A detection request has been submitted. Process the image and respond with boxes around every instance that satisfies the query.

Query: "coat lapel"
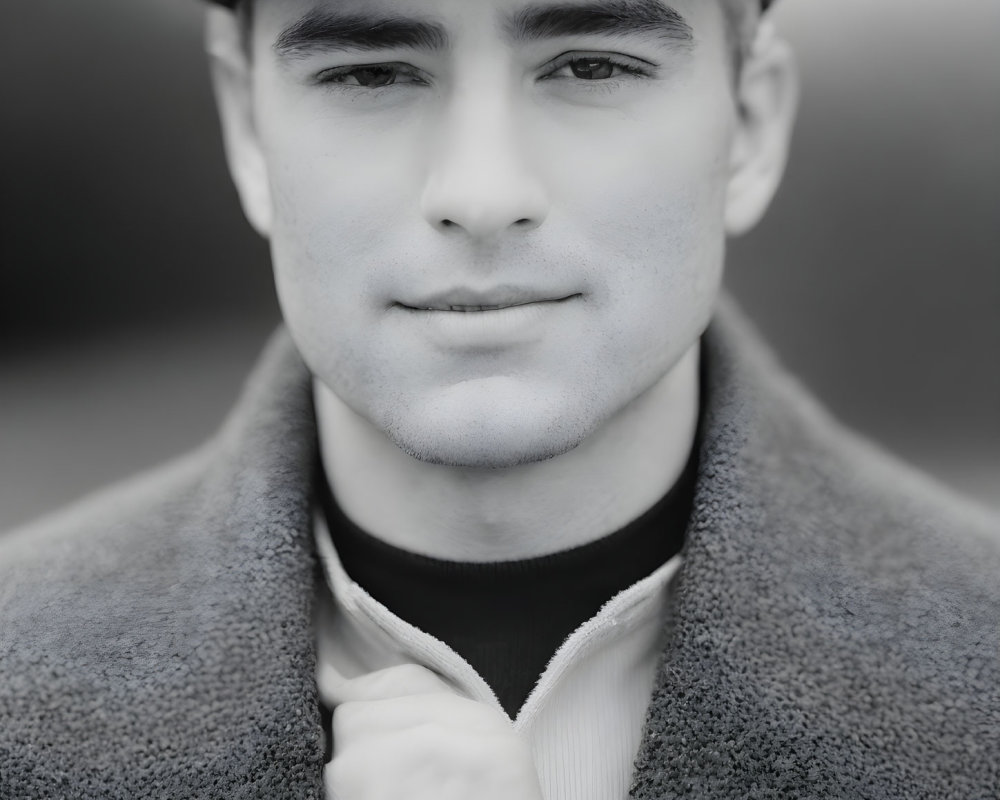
[1,329,327,798]
[629,302,1000,798]
[630,302,864,798]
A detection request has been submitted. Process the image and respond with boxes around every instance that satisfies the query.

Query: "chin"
[378,382,596,469]
[389,430,579,469]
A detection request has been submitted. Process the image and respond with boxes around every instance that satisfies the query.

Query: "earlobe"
[724,22,799,237]
[205,8,273,237]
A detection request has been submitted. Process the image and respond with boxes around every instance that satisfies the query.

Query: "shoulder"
[796,415,1000,644]
[700,298,1000,691]
[0,326,318,636]
[1,444,213,601]
[758,339,1000,603]
[703,299,1000,581]
[1,327,315,599]
[640,306,1000,797]
[0,329,324,797]
[0,445,223,706]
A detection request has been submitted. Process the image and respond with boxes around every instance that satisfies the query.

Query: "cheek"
[553,111,731,378]
[547,88,734,259]
[268,155,404,270]
[258,86,425,268]
[260,118,416,350]
[262,159,378,394]
[262,155,448,407]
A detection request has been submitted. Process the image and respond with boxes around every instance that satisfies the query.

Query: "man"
[1,0,997,798]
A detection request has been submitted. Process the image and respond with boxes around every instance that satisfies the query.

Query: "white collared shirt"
[314,514,681,800]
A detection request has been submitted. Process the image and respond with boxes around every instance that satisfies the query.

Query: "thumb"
[319,662,456,706]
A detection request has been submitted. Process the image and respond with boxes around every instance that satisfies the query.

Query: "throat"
[317,445,697,718]
[313,342,702,561]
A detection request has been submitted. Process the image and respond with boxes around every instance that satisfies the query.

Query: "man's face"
[239,0,742,467]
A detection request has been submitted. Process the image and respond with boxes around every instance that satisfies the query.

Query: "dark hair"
[233,0,758,75]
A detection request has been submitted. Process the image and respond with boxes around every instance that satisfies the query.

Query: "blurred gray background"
[1,0,997,530]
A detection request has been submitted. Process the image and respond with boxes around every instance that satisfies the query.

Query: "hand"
[319,663,545,800]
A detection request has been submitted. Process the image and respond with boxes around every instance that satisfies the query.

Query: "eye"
[567,57,615,80]
[315,63,427,89]
[542,52,654,82]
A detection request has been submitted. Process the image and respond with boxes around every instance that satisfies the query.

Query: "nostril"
[430,211,544,235]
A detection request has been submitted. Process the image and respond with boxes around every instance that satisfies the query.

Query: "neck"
[315,343,700,562]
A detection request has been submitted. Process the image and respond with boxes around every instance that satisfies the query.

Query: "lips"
[398,287,581,312]
[409,301,554,312]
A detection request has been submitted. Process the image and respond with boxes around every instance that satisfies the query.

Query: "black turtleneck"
[317,444,697,720]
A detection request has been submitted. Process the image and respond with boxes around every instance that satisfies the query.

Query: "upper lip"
[397,287,580,312]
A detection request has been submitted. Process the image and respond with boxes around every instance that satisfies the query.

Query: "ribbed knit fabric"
[314,513,684,800]
[2,299,998,799]
[317,447,696,719]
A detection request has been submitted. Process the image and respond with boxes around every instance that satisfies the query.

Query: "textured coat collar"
[2,301,997,799]
[630,302,999,799]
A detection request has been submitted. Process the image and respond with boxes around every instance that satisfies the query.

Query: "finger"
[333,692,510,745]
[327,726,545,800]
[319,662,455,706]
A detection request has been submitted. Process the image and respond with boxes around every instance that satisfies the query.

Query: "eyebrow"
[273,9,449,59]
[504,1,694,46]
[273,1,693,61]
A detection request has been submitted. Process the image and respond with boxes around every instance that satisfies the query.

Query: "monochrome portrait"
[2,1,998,797]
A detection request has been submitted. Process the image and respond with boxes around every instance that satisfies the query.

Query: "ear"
[205,7,273,237]
[724,21,799,236]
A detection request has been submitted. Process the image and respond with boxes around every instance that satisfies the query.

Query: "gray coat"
[2,304,998,799]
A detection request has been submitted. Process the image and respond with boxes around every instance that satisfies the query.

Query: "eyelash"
[540,52,656,83]
[315,62,428,90]
[313,52,656,93]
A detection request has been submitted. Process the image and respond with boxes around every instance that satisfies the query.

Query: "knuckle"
[399,719,448,749]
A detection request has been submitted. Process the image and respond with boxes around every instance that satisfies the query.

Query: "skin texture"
[320,664,545,800]
[257,0,730,471]
[207,1,797,795]
[208,0,796,562]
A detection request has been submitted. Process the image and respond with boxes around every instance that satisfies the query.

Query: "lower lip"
[394,297,579,347]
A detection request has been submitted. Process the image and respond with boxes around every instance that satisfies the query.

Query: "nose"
[420,89,549,239]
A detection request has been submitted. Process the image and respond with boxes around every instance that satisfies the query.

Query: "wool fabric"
[1,299,997,799]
